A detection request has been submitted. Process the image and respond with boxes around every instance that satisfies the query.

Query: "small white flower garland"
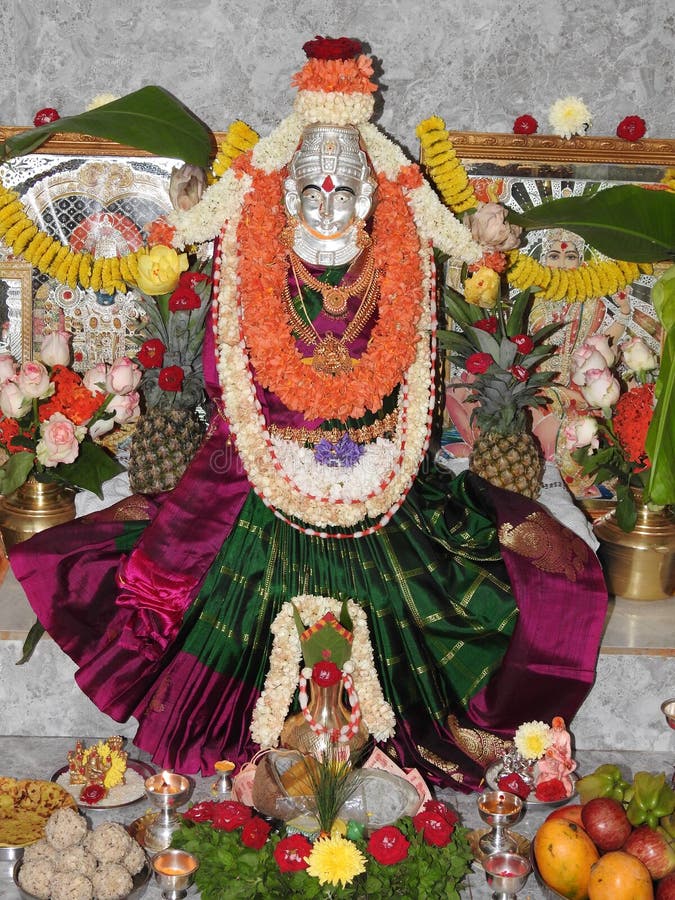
[250,595,396,749]
[298,665,362,742]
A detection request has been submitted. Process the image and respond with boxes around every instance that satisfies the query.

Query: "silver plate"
[485,762,577,807]
[51,759,156,809]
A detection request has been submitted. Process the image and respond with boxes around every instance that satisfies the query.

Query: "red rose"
[412,810,453,847]
[302,35,363,60]
[158,365,185,391]
[211,800,253,831]
[466,352,494,375]
[421,800,459,826]
[274,834,313,872]
[367,825,410,865]
[240,816,272,850]
[179,270,210,290]
[169,286,201,312]
[474,317,498,334]
[182,800,217,822]
[535,778,568,802]
[616,116,647,141]
[136,338,166,369]
[497,772,532,799]
[509,365,529,382]
[311,660,341,687]
[510,334,534,353]
[513,115,538,135]
[33,107,60,127]
[79,783,107,805]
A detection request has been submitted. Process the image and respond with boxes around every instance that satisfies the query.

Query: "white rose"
[621,336,658,374]
[581,368,621,409]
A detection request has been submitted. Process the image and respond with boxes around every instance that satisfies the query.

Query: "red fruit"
[624,824,675,880]
[33,107,60,126]
[581,797,632,851]
[657,871,675,899]
[546,804,585,829]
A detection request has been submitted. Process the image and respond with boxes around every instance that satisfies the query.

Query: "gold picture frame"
[0,258,33,362]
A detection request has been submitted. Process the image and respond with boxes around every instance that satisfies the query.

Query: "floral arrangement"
[565,333,660,531]
[497,717,577,803]
[173,795,472,899]
[0,332,135,497]
[131,244,212,412]
[250,595,395,750]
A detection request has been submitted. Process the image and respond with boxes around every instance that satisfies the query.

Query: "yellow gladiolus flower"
[464,267,501,308]
[135,244,188,295]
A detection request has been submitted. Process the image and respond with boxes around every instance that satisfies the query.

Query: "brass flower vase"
[280,680,369,761]
[594,494,675,601]
[0,478,76,550]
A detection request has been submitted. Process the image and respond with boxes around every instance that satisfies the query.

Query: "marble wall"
[0,0,672,156]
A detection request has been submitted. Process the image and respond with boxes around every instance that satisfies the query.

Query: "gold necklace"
[288,245,376,318]
[284,259,380,376]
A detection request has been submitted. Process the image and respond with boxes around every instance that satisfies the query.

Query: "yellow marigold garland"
[417,115,656,302]
[416,116,477,214]
[211,120,259,180]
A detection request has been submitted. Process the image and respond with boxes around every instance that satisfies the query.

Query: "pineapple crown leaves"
[131,257,212,411]
[439,284,564,432]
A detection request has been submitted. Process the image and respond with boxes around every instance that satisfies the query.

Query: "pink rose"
[106,357,141,395]
[581,368,621,409]
[39,331,71,367]
[564,416,600,452]
[584,334,615,367]
[169,163,206,212]
[82,363,109,396]
[0,353,16,386]
[109,391,141,425]
[36,412,85,466]
[463,202,522,251]
[571,344,612,386]
[17,361,52,399]
[0,381,31,418]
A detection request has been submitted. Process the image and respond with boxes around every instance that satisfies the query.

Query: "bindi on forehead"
[322,175,335,193]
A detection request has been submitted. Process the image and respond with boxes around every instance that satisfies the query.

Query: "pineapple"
[441,285,561,499]
[128,260,211,494]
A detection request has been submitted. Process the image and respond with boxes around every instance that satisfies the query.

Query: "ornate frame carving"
[0,258,33,362]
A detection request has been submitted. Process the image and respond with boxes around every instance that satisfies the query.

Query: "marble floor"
[1,737,674,899]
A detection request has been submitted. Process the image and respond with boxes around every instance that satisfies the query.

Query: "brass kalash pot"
[594,495,675,601]
[0,477,75,550]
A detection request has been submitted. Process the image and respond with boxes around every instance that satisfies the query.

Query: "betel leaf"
[50,441,125,499]
[646,325,675,506]
[508,185,675,263]
[0,86,213,167]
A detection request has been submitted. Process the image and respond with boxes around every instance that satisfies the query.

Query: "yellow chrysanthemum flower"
[306,834,366,888]
[513,720,553,760]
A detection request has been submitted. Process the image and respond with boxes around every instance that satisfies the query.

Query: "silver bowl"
[13,858,151,900]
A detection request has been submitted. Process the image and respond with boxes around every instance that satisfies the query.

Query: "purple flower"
[314,433,364,468]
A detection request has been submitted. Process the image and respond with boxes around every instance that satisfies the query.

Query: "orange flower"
[146,218,177,247]
[291,56,378,95]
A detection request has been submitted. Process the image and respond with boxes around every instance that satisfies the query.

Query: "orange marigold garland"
[236,164,425,422]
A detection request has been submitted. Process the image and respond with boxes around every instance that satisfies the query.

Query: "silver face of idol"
[284,125,376,266]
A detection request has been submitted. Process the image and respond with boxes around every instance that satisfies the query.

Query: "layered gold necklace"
[283,248,380,376]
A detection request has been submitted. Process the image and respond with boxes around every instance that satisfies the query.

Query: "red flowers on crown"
[302,35,363,60]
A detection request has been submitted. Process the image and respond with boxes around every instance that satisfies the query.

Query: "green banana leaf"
[508,185,675,263]
[0,86,213,167]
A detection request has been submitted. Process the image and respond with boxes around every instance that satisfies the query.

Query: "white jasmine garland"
[250,595,396,748]
[406,183,481,262]
[294,90,375,126]
[251,114,304,174]
[169,170,253,247]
